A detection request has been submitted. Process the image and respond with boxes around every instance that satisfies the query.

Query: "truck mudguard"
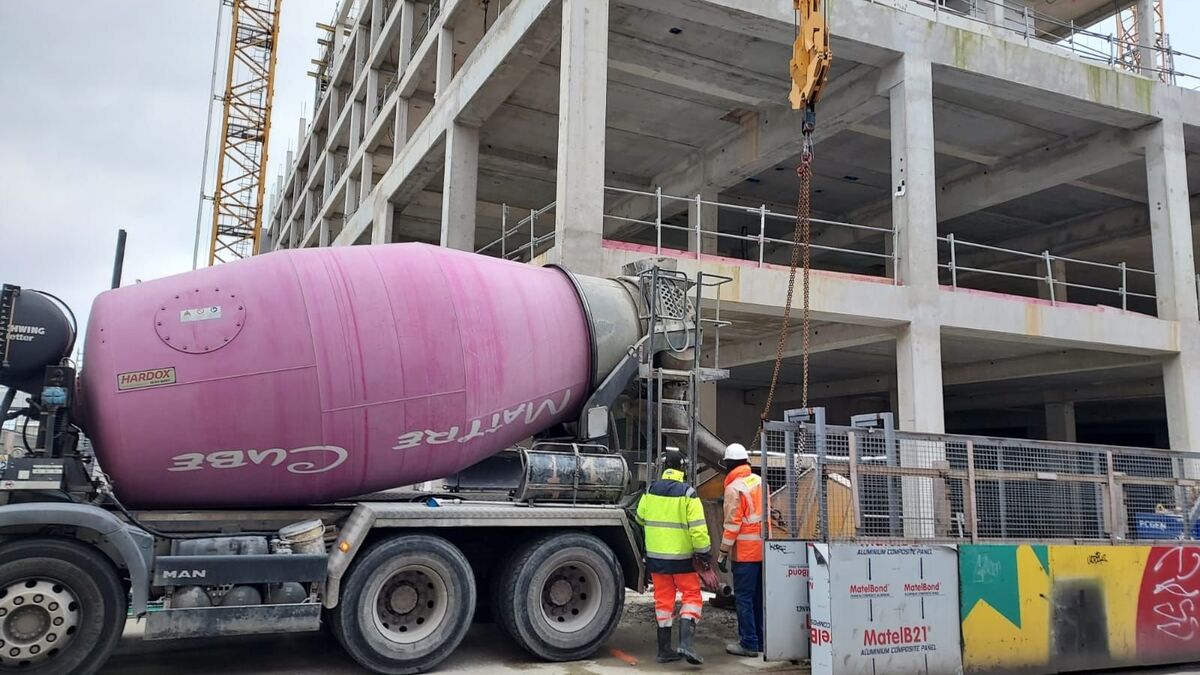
[0,502,154,614]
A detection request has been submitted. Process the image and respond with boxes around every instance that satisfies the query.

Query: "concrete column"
[1146,118,1198,321]
[985,0,1006,27]
[1147,106,1200,460]
[440,122,479,251]
[360,152,374,205]
[1045,400,1077,442]
[888,55,944,434]
[552,0,609,276]
[350,101,364,152]
[371,199,394,245]
[1138,0,1157,77]
[399,1,415,70]
[687,189,719,255]
[366,69,380,128]
[436,26,454,98]
[370,0,383,47]
[394,99,410,158]
[323,156,335,201]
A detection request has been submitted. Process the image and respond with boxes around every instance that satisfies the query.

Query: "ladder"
[636,266,731,486]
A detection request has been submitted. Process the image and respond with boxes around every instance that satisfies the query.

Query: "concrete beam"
[944,379,1164,412]
[712,323,896,369]
[599,243,1181,355]
[745,350,1159,406]
[607,64,886,228]
[936,126,1147,222]
[607,32,788,106]
[668,0,1160,127]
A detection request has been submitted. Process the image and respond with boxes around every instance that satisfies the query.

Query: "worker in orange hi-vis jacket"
[717,442,766,657]
[635,449,710,665]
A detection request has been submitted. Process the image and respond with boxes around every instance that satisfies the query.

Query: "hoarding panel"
[764,540,811,661]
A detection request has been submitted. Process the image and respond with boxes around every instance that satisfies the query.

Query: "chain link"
[754,135,815,445]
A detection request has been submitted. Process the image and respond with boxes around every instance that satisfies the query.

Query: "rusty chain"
[753,134,814,446]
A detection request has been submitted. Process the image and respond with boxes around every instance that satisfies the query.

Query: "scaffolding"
[208,0,283,265]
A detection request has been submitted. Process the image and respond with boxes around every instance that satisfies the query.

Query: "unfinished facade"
[265,0,1200,454]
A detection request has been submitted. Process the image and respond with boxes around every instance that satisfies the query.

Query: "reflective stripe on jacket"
[636,468,712,574]
[720,463,765,562]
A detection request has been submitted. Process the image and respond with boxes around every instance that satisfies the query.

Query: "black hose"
[20,417,33,454]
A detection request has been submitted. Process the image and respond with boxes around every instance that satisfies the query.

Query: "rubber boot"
[656,626,681,663]
[678,618,703,665]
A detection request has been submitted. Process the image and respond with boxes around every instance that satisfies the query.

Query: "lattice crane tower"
[207,0,284,265]
[1117,0,1175,84]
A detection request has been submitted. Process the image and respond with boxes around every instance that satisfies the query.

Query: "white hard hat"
[723,443,749,461]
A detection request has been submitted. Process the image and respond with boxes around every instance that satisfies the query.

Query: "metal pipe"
[947,233,957,288]
[111,229,128,290]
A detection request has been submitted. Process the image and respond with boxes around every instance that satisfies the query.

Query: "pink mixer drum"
[80,244,592,507]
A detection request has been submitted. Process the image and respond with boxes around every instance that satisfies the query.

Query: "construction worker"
[635,449,710,665]
[717,442,766,657]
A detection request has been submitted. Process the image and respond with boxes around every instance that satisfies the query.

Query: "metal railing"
[910,0,1200,89]
[762,416,1200,544]
[474,201,558,263]
[601,186,896,275]
[411,0,441,55]
[938,233,1156,310]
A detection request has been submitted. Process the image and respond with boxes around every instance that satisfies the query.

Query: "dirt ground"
[101,593,806,674]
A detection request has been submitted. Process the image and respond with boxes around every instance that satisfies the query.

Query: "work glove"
[717,554,729,574]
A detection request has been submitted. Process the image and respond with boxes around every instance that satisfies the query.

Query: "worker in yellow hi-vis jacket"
[635,449,711,665]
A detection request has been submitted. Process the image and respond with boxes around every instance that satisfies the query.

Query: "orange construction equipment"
[789,0,832,112]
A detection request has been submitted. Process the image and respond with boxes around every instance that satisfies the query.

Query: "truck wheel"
[0,538,126,675]
[495,532,624,662]
[330,534,475,674]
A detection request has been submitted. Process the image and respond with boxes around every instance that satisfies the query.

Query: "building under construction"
[264,0,1200,454]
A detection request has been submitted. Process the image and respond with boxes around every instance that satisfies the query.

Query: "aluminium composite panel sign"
[764,540,811,661]
[808,542,962,675]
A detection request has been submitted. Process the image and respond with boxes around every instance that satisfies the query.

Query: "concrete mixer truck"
[0,243,732,675]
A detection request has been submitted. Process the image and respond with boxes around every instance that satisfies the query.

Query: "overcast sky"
[0,0,1197,351]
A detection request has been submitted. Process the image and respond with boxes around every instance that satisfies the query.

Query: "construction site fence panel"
[760,422,1200,546]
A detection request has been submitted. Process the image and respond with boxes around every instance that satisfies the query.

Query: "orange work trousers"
[651,572,702,627]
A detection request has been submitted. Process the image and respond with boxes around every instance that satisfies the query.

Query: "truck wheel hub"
[389,585,418,614]
[373,565,448,644]
[0,579,78,665]
[548,579,573,606]
[539,562,602,633]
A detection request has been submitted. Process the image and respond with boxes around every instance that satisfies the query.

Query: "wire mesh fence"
[760,419,1200,545]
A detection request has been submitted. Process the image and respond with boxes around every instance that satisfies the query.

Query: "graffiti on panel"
[1137,545,1200,655]
[961,544,1200,673]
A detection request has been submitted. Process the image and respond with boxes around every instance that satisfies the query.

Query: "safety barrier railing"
[601,186,896,276]
[411,0,441,55]
[908,0,1200,89]
[474,201,558,263]
[938,233,1156,310]
[761,418,1199,545]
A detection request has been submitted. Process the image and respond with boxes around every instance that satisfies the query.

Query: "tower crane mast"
[206,0,284,265]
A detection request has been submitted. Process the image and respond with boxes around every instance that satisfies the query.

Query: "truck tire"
[495,532,624,662]
[0,538,126,675]
[330,534,475,674]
